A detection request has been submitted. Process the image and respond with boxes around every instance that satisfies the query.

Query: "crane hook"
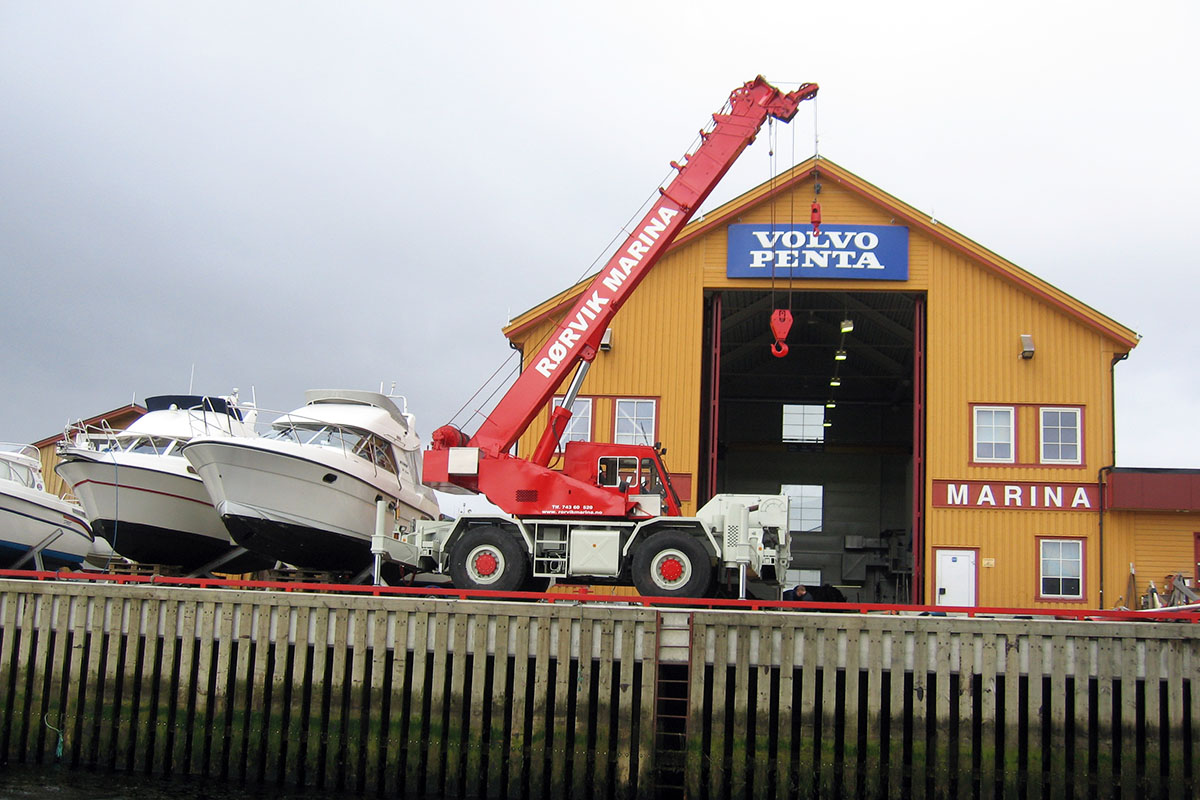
[770,309,793,358]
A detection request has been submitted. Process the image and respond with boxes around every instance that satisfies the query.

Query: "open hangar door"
[701,290,923,603]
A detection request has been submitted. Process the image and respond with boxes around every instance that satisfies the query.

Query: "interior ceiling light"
[825,400,836,409]
[840,319,854,333]
[835,348,847,361]
[823,420,833,427]
[829,377,841,387]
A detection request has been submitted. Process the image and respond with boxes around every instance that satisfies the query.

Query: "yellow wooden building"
[502,157,1198,609]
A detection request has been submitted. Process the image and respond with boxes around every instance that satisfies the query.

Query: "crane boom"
[426,77,817,519]
[440,77,817,459]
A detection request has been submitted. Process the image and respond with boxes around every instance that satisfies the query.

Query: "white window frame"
[614,398,657,446]
[1038,538,1084,599]
[551,396,593,445]
[781,484,823,534]
[782,404,825,443]
[1039,407,1082,465]
[973,405,1015,464]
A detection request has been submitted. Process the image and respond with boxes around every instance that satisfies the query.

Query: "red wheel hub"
[658,557,684,583]
[474,551,499,577]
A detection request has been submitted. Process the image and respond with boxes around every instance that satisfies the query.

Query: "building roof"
[1106,468,1200,512]
[31,403,147,448]
[505,158,1139,351]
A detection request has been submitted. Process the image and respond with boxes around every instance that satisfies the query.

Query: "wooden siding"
[1104,510,1199,604]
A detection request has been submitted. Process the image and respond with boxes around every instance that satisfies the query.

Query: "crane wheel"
[448,526,529,592]
[631,530,713,598]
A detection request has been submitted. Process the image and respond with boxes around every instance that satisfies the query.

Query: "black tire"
[630,530,713,598]
[448,526,529,592]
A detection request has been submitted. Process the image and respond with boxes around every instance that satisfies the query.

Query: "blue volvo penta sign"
[727,224,909,280]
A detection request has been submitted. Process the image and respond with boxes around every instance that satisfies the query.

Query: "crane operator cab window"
[597,455,668,516]
[598,456,640,491]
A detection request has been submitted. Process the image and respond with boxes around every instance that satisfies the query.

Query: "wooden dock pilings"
[0,578,1196,799]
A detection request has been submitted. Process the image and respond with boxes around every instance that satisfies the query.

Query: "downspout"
[1098,351,1130,609]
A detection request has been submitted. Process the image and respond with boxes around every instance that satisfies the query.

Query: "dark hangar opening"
[701,289,922,603]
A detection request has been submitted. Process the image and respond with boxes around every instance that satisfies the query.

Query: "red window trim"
[1034,535,1088,604]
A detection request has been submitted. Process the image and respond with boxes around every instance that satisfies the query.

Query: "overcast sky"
[2,1,1196,468]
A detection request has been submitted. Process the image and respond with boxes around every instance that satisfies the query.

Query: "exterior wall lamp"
[1020,334,1035,360]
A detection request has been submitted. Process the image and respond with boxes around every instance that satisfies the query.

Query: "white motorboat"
[55,393,273,573]
[0,443,94,570]
[182,390,440,574]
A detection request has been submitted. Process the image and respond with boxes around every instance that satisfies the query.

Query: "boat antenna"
[188,364,195,394]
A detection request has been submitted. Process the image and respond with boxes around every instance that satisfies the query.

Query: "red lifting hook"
[811,201,822,235]
[770,309,793,358]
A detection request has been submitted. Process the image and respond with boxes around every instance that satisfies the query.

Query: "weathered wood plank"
[344,606,368,791]
[594,616,615,800]
[551,614,572,796]
[463,613,488,797]
[978,630,998,800]
[754,622,773,800]
[614,617,636,800]
[572,616,595,799]
[170,600,198,775]
[383,608,407,795]
[887,628,908,800]
[955,632,975,799]
[405,610,431,790]
[1142,637,1162,793]
[444,610,469,797]
[862,624,884,800]
[910,626,929,800]
[635,616,657,800]
[203,601,233,778]
[818,623,839,798]
[843,623,861,799]
[424,610,451,796]
[365,607,390,794]
[42,594,73,765]
[507,614,531,800]
[730,625,750,799]
[1025,633,1045,800]
[304,605,330,787]
[286,604,311,789]
[267,604,294,786]
[484,614,510,800]
[530,613,553,799]
[775,622,795,800]
[150,599,178,775]
[708,621,729,800]
[131,597,161,773]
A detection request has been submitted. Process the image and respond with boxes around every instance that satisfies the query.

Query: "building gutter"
[1098,351,1130,608]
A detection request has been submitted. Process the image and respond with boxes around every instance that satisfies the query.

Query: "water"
[0,765,318,800]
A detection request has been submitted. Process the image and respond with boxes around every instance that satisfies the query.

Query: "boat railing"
[0,442,41,462]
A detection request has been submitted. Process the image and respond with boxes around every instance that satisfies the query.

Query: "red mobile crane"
[413,77,818,597]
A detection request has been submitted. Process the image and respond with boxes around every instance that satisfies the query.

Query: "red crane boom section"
[453,77,818,458]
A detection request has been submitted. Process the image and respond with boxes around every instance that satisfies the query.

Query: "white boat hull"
[55,453,272,572]
[0,485,93,569]
[184,438,438,573]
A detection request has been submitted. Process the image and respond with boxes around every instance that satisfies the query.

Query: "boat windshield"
[265,424,397,475]
[123,436,179,456]
[0,458,36,489]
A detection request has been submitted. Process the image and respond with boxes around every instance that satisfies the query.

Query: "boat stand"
[9,528,66,571]
[186,546,252,578]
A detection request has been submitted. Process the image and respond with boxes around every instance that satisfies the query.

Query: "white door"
[934,549,977,606]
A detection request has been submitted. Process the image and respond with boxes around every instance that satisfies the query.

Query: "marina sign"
[932,480,1100,511]
[727,224,909,280]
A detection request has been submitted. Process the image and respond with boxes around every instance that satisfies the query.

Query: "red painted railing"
[1,567,1196,622]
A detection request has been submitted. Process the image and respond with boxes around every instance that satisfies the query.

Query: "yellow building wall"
[1103,510,1198,607]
